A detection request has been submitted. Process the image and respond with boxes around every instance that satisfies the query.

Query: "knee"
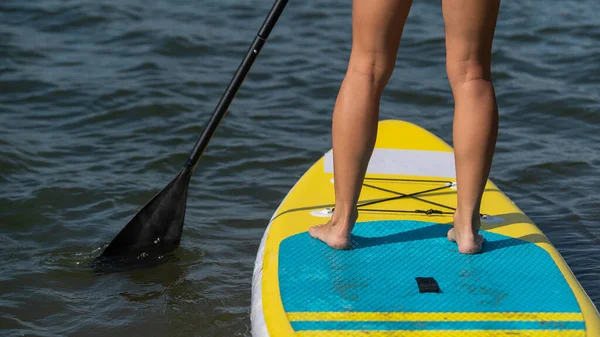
[347,52,396,92]
[446,58,492,89]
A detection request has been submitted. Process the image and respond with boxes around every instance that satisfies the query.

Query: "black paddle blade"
[95,167,192,264]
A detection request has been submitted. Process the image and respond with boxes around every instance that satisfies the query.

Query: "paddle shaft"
[185,0,289,170]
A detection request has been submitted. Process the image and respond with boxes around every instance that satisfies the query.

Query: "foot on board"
[447,227,484,254]
[309,219,353,250]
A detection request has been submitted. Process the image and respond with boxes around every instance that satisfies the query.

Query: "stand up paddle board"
[251,119,600,336]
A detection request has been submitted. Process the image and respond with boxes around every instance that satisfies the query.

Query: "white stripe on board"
[324,149,456,178]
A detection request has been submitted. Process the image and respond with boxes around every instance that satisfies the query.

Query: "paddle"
[94,0,289,266]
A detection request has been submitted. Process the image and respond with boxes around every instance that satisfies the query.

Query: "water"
[1,0,599,336]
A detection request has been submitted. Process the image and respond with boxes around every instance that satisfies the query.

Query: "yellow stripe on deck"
[287,312,585,322]
[295,330,587,337]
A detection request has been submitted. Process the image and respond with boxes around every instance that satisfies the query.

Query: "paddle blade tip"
[94,168,192,270]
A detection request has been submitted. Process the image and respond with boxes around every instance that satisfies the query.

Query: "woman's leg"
[309,0,413,249]
[443,0,500,254]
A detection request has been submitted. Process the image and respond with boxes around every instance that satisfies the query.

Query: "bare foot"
[309,211,357,250]
[447,212,484,254]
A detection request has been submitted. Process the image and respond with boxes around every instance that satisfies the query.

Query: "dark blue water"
[1,1,599,336]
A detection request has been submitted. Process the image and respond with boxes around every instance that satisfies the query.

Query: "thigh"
[442,0,500,82]
[350,0,413,73]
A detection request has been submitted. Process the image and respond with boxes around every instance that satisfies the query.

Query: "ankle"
[332,205,358,222]
[453,210,481,234]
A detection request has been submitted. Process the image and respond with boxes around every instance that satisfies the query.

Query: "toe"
[308,225,320,239]
[447,228,457,242]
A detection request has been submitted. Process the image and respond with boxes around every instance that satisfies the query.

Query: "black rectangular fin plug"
[415,277,440,293]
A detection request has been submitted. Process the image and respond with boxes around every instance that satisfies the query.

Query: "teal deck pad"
[278,220,582,314]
